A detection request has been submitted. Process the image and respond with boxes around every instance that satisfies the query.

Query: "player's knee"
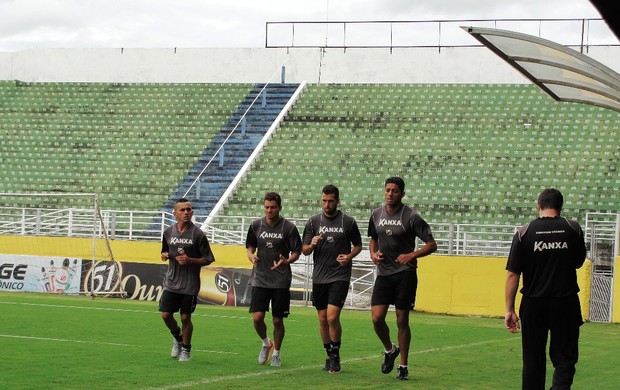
[372,314,386,326]
[327,314,340,327]
[272,316,284,327]
[180,315,192,326]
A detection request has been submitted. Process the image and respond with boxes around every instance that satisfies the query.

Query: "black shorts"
[249,286,290,318]
[159,290,197,314]
[312,281,349,310]
[371,270,418,311]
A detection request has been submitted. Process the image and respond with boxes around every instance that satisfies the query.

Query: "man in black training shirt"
[160,198,215,362]
[246,192,302,367]
[505,188,587,390]
[368,177,437,381]
[302,185,363,373]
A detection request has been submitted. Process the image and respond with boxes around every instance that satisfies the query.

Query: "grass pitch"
[1,291,618,389]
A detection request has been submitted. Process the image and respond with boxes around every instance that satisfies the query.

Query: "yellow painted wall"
[0,236,603,321]
[416,255,506,316]
[416,255,592,319]
[0,236,249,267]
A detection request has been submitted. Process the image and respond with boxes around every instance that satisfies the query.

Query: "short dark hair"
[385,177,405,192]
[538,188,563,212]
[264,192,282,206]
[322,184,339,199]
[175,198,190,204]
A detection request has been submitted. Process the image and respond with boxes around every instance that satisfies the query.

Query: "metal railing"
[1,206,616,258]
[0,206,519,256]
[266,18,617,52]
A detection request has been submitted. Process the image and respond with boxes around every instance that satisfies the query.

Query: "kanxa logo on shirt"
[259,231,283,239]
[318,226,344,234]
[378,219,402,227]
[170,237,194,245]
[534,241,569,252]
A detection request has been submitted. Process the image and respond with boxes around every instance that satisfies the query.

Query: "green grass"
[0,291,618,389]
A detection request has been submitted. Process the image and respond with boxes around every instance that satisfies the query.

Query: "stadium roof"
[463,26,620,113]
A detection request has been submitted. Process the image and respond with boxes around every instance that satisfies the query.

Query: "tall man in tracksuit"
[505,188,587,389]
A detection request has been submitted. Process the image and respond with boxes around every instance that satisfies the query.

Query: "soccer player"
[39,266,51,292]
[160,198,215,362]
[505,188,587,389]
[368,177,437,380]
[302,184,362,373]
[246,192,302,367]
[52,258,71,293]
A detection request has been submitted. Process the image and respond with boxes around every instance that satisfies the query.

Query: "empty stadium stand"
[0,80,250,211]
[219,83,620,227]
[1,81,619,229]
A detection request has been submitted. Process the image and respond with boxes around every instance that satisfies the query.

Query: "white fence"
[2,206,616,258]
[0,206,519,256]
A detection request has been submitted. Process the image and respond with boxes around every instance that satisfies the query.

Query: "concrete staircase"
[163,83,299,216]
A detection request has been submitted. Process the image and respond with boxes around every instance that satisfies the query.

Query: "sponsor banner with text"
[1,254,251,306]
[0,254,82,294]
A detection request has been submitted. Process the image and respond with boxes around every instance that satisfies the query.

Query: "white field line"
[0,333,238,355]
[0,300,242,354]
[147,337,519,390]
[0,334,135,347]
[1,299,517,387]
[0,300,250,320]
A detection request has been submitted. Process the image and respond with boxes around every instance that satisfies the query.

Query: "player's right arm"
[368,215,383,266]
[247,246,259,265]
[161,236,170,262]
[245,223,260,265]
[302,234,322,255]
[369,238,383,266]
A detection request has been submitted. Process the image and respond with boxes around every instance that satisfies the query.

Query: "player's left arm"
[575,226,587,269]
[396,236,437,265]
[177,254,213,266]
[286,250,301,264]
[272,225,302,269]
[177,236,215,266]
[396,214,437,264]
[504,271,521,333]
[285,225,303,264]
[338,219,363,265]
[337,243,362,266]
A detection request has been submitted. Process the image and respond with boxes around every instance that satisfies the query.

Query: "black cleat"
[396,365,409,380]
[323,358,330,371]
[381,344,400,374]
[329,354,341,374]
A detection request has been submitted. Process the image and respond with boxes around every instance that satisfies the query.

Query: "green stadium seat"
[216,83,620,225]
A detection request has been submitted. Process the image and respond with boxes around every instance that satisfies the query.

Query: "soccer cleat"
[270,354,281,367]
[258,340,274,364]
[171,339,182,358]
[381,344,400,374]
[396,365,409,380]
[178,347,191,362]
[328,354,341,374]
[323,358,330,371]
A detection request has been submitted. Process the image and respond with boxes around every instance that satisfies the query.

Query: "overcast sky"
[0,0,615,52]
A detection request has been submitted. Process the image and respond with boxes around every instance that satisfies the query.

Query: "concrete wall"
[1,46,618,84]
